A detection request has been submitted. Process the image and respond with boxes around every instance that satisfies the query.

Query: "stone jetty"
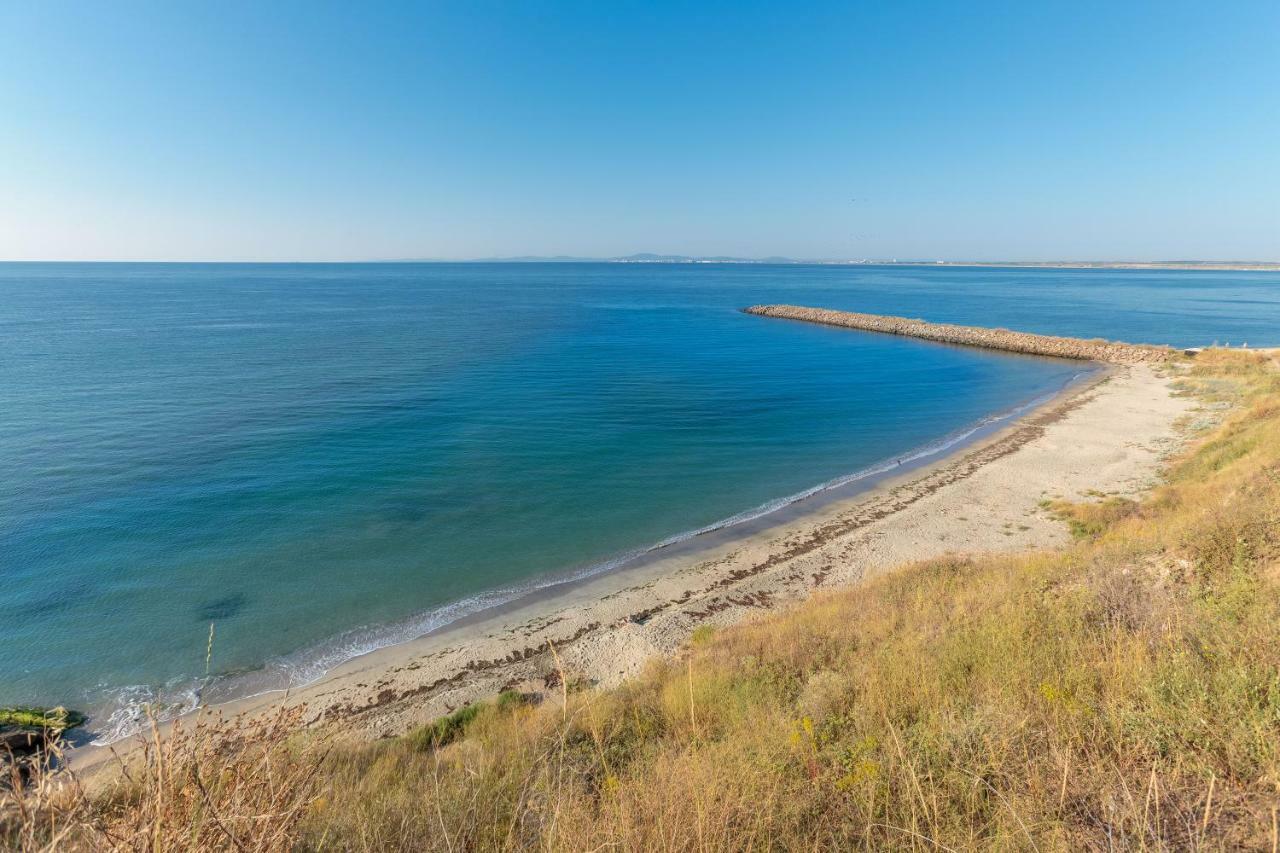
[744,305,1179,364]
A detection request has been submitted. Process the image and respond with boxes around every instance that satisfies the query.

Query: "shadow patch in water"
[196,593,247,621]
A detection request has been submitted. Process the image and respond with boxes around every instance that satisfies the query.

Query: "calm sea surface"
[3,263,1277,739]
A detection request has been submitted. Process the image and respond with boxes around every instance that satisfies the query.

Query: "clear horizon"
[2,2,1278,263]
[3,257,1280,266]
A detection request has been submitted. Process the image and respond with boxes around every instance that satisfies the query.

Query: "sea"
[3,262,1277,741]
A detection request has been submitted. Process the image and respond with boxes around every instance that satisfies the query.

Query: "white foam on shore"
[88,369,1091,745]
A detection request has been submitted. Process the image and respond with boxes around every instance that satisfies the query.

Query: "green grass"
[405,690,530,750]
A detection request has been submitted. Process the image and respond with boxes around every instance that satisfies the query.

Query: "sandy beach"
[13,10,1277,845]
[66,355,1190,767]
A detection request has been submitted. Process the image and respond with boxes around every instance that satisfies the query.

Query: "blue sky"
[2,1,1277,261]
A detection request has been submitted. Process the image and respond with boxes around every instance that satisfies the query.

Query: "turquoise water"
[3,263,1277,740]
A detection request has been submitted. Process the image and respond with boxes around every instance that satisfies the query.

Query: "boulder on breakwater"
[744,304,1179,365]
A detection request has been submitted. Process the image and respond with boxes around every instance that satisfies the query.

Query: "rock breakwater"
[744,305,1178,364]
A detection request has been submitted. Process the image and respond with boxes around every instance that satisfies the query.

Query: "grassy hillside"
[6,350,1280,851]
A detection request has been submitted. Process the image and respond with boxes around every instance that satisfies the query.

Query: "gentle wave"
[88,369,1089,745]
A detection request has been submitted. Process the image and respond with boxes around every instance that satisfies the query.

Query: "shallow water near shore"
[3,262,1277,740]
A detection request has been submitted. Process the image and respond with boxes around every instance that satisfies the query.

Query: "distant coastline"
[902,260,1280,272]
[377,254,1280,271]
[4,257,1276,270]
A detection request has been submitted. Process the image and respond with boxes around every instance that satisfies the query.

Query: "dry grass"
[6,349,1280,850]
[2,708,328,851]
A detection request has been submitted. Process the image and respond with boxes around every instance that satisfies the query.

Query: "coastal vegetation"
[0,709,84,733]
[4,348,1280,850]
[0,707,84,777]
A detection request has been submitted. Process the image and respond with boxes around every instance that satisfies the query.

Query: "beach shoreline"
[72,357,1093,747]
[69,349,1194,775]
